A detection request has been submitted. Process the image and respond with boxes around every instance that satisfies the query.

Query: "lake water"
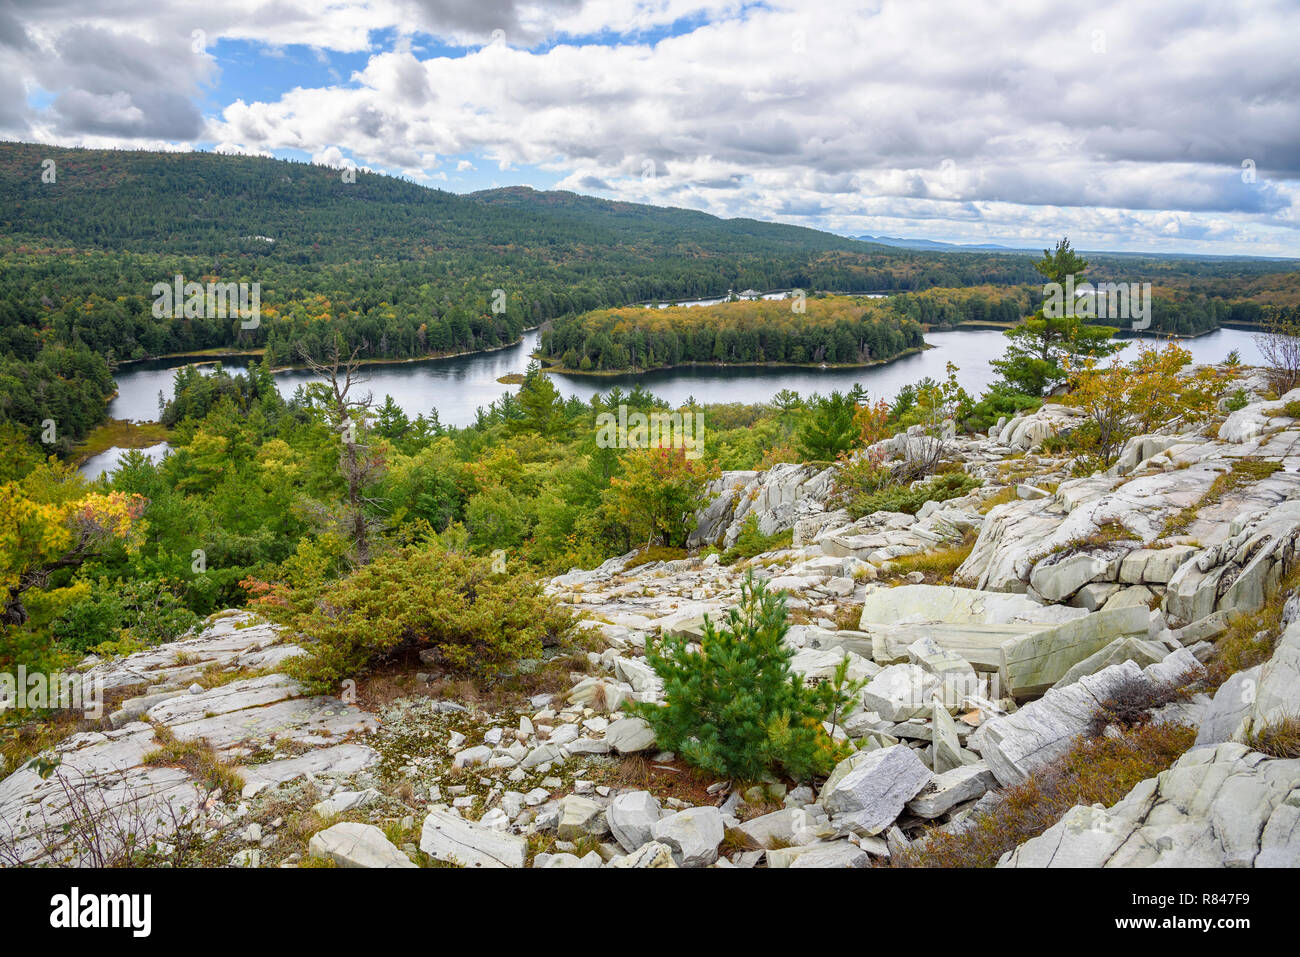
[89,324,1265,477]
[79,441,170,481]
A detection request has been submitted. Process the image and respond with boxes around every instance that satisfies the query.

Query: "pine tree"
[991,237,1121,396]
[629,572,860,782]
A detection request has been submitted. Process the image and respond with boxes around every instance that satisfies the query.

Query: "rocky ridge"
[3,365,1300,868]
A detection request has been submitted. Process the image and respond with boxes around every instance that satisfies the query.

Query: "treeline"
[888,285,1034,327]
[0,342,115,453]
[891,282,1298,337]
[538,296,925,371]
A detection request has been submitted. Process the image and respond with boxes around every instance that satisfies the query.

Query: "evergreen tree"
[797,389,861,461]
[991,237,1120,396]
[629,572,860,782]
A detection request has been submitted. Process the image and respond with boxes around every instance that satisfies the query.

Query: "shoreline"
[535,345,927,378]
[116,328,541,375]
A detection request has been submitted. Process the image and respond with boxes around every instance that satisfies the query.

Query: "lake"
[86,324,1266,478]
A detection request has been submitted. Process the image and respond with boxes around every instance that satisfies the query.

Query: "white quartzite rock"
[971,648,1200,787]
[821,744,932,834]
[420,809,528,868]
[651,806,724,867]
[607,790,662,852]
[604,716,657,754]
[906,763,999,818]
[309,823,416,869]
[1000,744,1300,868]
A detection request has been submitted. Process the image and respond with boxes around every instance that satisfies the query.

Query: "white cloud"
[2,0,1297,253]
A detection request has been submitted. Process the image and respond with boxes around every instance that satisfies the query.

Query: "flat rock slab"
[1000,604,1150,698]
[971,649,1200,787]
[83,612,287,692]
[162,695,377,754]
[1000,743,1300,867]
[868,622,1046,672]
[907,763,999,818]
[421,809,528,868]
[860,585,1088,672]
[0,613,383,865]
[0,723,204,865]
[309,822,416,868]
[238,743,380,798]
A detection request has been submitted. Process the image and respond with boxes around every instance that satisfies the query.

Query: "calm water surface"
[89,325,1265,476]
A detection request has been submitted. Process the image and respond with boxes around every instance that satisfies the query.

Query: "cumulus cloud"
[1,0,1297,253]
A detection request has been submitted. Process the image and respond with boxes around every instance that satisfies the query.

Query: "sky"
[2,0,1298,256]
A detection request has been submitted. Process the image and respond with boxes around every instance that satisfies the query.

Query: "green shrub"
[52,577,199,655]
[283,543,576,692]
[628,572,860,782]
[842,470,979,518]
[719,514,794,564]
[960,386,1041,433]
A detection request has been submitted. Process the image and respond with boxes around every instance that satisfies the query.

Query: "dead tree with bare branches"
[298,338,385,565]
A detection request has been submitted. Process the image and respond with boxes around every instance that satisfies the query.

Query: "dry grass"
[1209,568,1300,681]
[1246,715,1300,759]
[1046,518,1138,559]
[590,754,722,807]
[977,486,1019,514]
[720,827,762,853]
[142,723,245,796]
[832,604,862,630]
[1161,458,1283,538]
[877,533,977,585]
[353,636,601,714]
[893,721,1197,868]
[0,682,145,775]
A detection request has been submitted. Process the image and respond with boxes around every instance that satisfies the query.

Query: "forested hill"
[0,142,1054,359]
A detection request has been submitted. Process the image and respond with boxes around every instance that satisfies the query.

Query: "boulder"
[651,806,724,867]
[556,795,608,841]
[821,744,932,834]
[736,808,800,848]
[861,665,939,721]
[311,788,381,818]
[308,823,416,869]
[971,648,1200,787]
[607,790,662,852]
[420,809,528,868]
[1052,635,1170,689]
[999,604,1150,698]
[604,716,657,754]
[906,763,999,818]
[931,700,963,773]
[610,841,678,868]
[1029,548,1122,603]
[788,841,870,868]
